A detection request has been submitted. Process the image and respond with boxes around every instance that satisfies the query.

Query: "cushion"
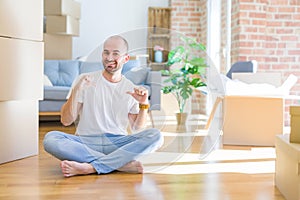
[43,75,53,86]
[43,86,70,100]
[44,60,80,87]
[124,66,150,85]
[226,61,255,79]
[122,60,141,75]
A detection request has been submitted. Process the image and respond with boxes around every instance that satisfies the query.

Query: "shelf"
[149,62,168,71]
[148,33,170,39]
[147,7,171,64]
[149,62,167,65]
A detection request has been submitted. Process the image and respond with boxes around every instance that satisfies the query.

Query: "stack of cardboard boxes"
[44,0,81,59]
[0,0,43,164]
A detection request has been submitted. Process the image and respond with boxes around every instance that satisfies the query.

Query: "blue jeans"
[43,128,163,174]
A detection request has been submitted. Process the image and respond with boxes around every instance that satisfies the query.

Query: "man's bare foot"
[60,160,97,177]
[117,160,144,174]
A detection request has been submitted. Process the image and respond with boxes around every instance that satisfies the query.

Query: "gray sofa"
[39,60,161,114]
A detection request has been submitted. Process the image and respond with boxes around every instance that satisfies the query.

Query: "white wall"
[73,0,169,60]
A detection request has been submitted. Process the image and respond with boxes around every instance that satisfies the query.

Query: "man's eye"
[113,53,120,57]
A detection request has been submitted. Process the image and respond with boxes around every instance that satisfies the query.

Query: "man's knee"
[147,128,164,147]
[43,131,62,153]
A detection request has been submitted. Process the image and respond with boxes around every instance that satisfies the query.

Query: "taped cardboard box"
[46,15,79,36]
[221,72,296,146]
[44,33,72,59]
[223,96,283,146]
[44,0,81,19]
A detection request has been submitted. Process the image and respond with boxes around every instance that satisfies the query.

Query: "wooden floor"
[0,93,286,200]
[0,120,285,200]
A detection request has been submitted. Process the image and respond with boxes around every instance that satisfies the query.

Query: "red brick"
[281,35,299,41]
[249,12,267,19]
[252,19,267,26]
[288,50,300,55]
[285,21,300,26]
[270,0,289,5]
[265,43,277,48]
[267,21,283,27]
[272,64,290,69]
[276,29,294,34]
[265,57,279,62]
[244,27,258,32]
[175,12,189,17]
[278,7,296,12]
[278,43,287,48]
[280,57,296,62]
[290,0,300,5]
[275,14,292,20]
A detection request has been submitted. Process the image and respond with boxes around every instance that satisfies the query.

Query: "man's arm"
[61,75,91,126]
[60,91,82,126]
[128,105,148,131]
[127,87,149,131]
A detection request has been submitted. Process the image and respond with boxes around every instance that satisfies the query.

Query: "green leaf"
[167,46,185,66]
[190,57,206,67]
[160,70,170,76]
[190,78,200,86]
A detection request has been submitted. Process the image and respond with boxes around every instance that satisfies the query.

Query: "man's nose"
[107,54,114,61]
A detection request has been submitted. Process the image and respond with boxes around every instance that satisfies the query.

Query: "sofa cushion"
[122,60,141,75]
[79,61,103,74]
[43,75,53,86]
[39,100,66,112]
[124,66,150,85]
[44,86,70,100]
[44,60,80,87]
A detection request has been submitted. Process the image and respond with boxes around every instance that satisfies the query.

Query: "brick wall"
[170,0,300,125]
[170,0,205,43]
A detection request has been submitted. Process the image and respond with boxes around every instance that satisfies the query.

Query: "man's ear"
[123,54,130,63]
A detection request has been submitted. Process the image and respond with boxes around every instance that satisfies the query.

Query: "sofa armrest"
[145,71,162,110]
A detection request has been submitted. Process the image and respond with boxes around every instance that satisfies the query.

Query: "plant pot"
[176,112,188,126]
[176,112,188,133]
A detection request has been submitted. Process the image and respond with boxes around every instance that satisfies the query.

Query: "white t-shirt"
[70,71,139,135]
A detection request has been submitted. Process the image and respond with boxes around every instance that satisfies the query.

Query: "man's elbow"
[60,118,73,126]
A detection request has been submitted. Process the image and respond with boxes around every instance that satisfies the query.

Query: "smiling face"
[102,36,129,74]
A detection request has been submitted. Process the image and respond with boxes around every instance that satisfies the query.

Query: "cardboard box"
[290,106,300,143]
[44,0,81,19]
[46,15,80,36]
[220,72,285,146]
[0,37,43,101]
[0,100,39,164]
[275,134,300,200]
[44,33,72,59]
[222,96,283,146]
[0,0,43,41]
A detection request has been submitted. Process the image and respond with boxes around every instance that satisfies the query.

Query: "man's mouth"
[106,61,117,68]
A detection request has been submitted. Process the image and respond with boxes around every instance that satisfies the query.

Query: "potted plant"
[161,36,207,126]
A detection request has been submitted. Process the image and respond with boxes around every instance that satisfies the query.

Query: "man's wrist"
[139,103,150,110]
